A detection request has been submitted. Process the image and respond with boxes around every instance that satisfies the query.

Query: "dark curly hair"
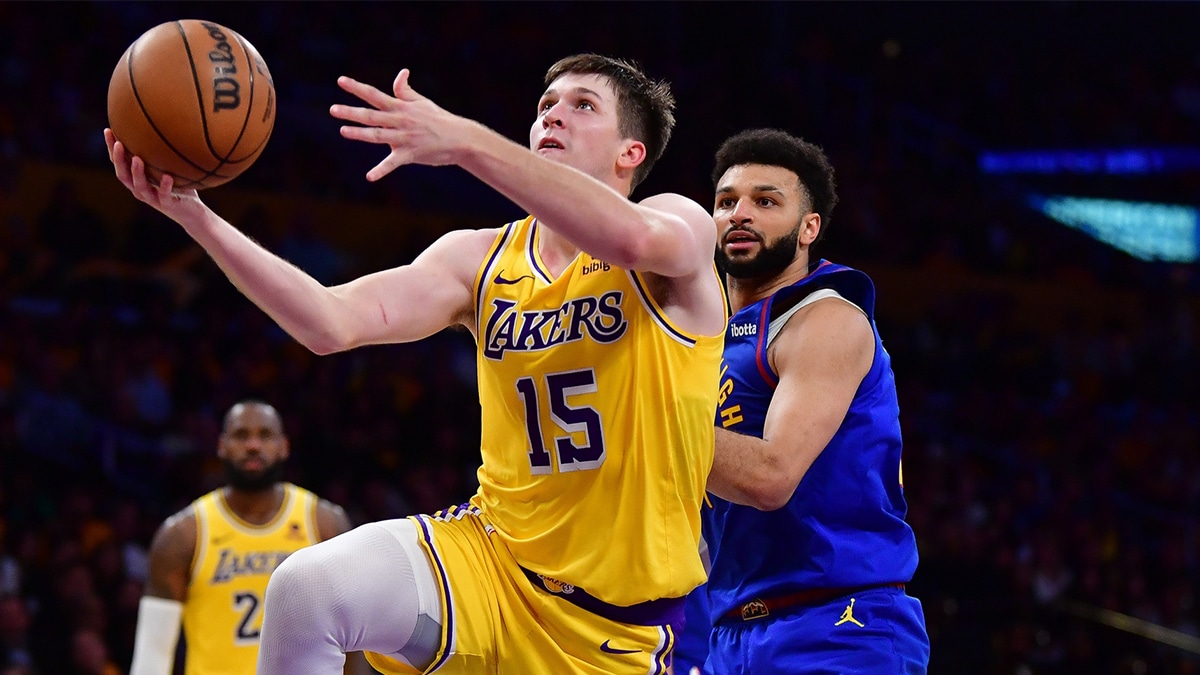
[711,128,838,243]
[545,54,676,192]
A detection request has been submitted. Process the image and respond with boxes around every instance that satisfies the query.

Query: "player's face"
[713,163,816,280]
[218,404,289,492]
[531,73,629,181]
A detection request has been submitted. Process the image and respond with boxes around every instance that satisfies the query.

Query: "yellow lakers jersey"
[183,483,319,675]
[471,216,724,606]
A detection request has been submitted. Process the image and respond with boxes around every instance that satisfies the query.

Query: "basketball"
[107,20,276,190]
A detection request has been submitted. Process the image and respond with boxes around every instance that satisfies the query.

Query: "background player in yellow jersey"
[105,52,726,674]
[127,400,358,675]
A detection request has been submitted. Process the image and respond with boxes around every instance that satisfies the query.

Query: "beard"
[222,458,285,493]
[716,226,800,280]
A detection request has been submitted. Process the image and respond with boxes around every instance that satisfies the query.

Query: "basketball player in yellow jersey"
[128,400,357,675]
[106,53,726,674]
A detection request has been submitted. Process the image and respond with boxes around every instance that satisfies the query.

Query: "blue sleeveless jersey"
[704,260,919,623]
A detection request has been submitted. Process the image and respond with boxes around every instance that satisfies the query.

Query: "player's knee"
[258,540,360,666]
[264,542,341,616]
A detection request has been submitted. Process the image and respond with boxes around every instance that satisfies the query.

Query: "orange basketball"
[107,20,276,190]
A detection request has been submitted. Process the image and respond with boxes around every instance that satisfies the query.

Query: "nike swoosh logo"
[600,640,640,655]
[494,272,534,285]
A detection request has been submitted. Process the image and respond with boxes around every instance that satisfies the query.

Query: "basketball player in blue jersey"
[105,53,726,675]
[128,400,359,675]
[691,128,930,674]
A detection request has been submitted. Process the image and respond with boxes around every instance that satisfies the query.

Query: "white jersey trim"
[766,288,866,348]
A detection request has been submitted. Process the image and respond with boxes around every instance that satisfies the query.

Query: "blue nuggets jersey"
[704,260,919,622]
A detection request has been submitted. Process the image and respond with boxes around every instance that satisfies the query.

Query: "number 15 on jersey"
[516,368,607,474]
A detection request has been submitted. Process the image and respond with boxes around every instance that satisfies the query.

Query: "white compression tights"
[257,519,443,674]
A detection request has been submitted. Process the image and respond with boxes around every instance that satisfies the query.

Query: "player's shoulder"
[639,191,712,224]
[418,225,508,277]
[149,502,200,555]
[313,496,348,519]
[638,191,705,210]
[768,288,873,375]
[161,501,199,533]
[312,495,354,540]
[432,225,508,252]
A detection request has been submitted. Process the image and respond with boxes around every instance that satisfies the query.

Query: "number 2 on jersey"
[516,368,606,474]
[233,591,261,643]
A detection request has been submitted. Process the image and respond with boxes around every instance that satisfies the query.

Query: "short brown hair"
[545,54,676,191]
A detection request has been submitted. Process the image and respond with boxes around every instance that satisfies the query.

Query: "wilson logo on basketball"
[106,18,277,189]
[202,21,242,112]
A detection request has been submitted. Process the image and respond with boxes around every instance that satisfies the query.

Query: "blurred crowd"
[3,3,1199,674]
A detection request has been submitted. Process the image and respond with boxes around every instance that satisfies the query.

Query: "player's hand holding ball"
[106,19,276,198]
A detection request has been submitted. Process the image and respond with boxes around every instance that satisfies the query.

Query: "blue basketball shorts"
[706,586,929,674]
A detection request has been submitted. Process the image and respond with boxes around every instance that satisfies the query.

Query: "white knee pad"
[257,519,442,675]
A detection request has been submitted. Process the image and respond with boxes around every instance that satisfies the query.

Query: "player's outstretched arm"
[129,508,196,675]
[332,71,714,279]
[105,128,493,353]
[458,135,716,279]
[708,299,874,510]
